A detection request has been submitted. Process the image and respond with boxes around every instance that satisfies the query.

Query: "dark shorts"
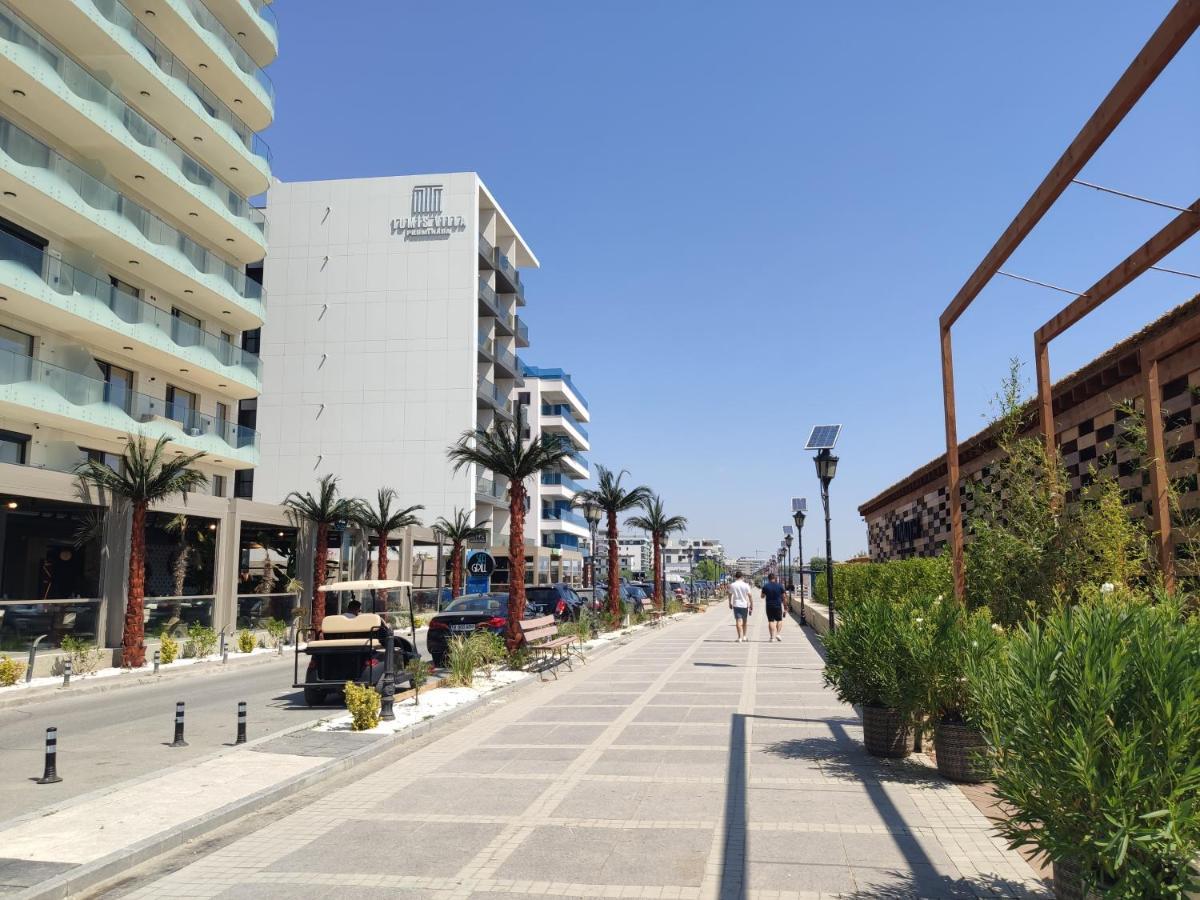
[732,606,748,622]
[765,603,784,623]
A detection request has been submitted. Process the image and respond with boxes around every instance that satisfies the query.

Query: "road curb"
[12,617,663,900]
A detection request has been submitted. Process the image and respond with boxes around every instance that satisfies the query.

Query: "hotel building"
[0,0,284,659]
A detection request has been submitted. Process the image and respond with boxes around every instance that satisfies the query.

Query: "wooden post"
[1142,357,1176,592]
[941,325,966,602]
[1035,338,1056,462]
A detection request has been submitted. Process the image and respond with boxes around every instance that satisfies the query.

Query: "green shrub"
[0,655,25,686]
[344,681,381,731]
[186,623,218,658]
[822,593,930,715]
[158,630,179,665]
[470,630,506,680]
[445,635,479,687]
[61,635,102,675]
[405,657,431,704]
[506,646,531,671]
[236,629,256,654]
[907,601,1005,726]
[813,556,952,615]
[264,618,288,648]
[967,593,1200,897]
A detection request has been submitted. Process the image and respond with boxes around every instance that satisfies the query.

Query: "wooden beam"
[1035,338,1056,461]
[941,325,966,601]
[1143,358,1176,591]
[940,0,1200,331]
[1036,200,1200,344]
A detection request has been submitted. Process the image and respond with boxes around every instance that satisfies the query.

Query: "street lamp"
[792,504,807,626]
[784,531,793,592]
[582,499,602,605]
[814,449,839,631]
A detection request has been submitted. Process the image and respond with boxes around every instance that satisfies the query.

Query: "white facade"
[616,534,652,577]
[255,173,536,546]
[663,537,726,577]
[521,366,591,554]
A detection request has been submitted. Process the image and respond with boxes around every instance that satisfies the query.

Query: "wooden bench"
[638,601,665,627]
[682,600,704,614]
[520,615,578,680]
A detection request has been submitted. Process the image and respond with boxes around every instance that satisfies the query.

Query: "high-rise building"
[0,0,276,651]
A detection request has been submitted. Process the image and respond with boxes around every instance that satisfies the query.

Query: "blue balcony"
[543,507,588,528]
[541,472,585,493]
[522,366,589,411]
[541,404,589,440]
[543,533,581,550]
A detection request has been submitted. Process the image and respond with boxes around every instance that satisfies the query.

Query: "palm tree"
[625,494,688,608]
[447,410,570,649]
[574,466,651,619]
[283,474,361,632]
[433,509,491,599]
[354,488,424,583]
[76,435,208,668]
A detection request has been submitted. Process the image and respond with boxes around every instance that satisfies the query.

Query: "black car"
[526,584,588,621]
[426,592,510,667]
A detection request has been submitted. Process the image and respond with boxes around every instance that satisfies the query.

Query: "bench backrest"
[519,614,559,646]
[322,613,382,638]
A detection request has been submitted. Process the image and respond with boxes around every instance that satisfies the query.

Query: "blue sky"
[264,2,1198,560]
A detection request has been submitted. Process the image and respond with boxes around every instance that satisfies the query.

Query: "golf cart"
[294,580,421,706]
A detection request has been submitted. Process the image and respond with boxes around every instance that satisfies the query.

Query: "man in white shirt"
[728,572,753,643]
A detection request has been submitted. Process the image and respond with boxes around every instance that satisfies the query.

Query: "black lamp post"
[379,616,396,721]
[784,531,793,594]
[814,449,839,632]
[583,499,602,609]
[792,507,807,626]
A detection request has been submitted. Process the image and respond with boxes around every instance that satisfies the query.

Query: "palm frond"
[283,474,361,527]
[433,508,491,544]
[446,406,570,483]
[574,464,652,516]
[354,487,424,533]
[75,434,207,506]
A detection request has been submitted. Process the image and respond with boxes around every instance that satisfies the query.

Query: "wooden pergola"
[940,0,1200,600]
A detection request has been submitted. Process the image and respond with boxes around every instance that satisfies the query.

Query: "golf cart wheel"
[303,670,325,707]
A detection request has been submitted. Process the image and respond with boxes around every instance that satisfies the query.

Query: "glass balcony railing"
[0,231,261,379]
[566,450,589,474]
[515,317,529,347]
[477,233,494,269]
[475,476,503,501]
[541,472,584,493]
[0,116,263,306]
[542,507,587,528]
[541,404,589,440]
[0,3,265,236]
[478,278,501,318]
[493,249,524,301]
[89,0,271,163]
[493,343,520,375]
[0,346,259,450]
[522,366,590,410]
[174,0,274,102]
[246,0,278,41]
[476,378,508,410]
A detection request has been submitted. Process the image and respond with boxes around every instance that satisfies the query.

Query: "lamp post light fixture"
[582,500,602,606]
[792,505,807,626]
[784,531,794,598]
[814,449,839,632]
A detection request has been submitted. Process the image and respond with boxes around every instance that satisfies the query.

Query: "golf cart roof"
[317,580,413,592]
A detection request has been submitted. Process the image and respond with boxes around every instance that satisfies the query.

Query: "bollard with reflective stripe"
[153,649,160,675]
[37,727,62,784]
[236,701,247,744]
[61,659,72,687]
[170,701,188,747]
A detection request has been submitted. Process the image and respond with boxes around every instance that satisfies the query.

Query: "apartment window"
[109,276,140,298]
[83,447,123,473]
[0,216,46,273]
[96,360,133,414]
[212,474,226,498]
[241,328,261,355]
[220,331,233,345]
[215,402,229,439]
[0,429,29,465]
[171,307,201,346]
[166,385,197,428]
[233,469,254,500]
[0,324,32,360]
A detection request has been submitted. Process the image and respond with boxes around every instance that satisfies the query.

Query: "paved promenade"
[112,604,1048,900]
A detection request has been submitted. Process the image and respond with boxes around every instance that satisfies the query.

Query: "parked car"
[426,592,511,667]
[525,584,588,622]
[589,583,637,616]
[625,584,653,613]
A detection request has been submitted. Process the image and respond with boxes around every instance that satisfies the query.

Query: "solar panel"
[783,525,794,535]
[805,425,842,450]
[791,497,807,512]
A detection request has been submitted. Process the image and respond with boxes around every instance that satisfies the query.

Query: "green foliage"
[264,618,287,648]
[966,593,1200,897]
[694,559,721,582]
[445,634,479,687]
[236,629,256,654]
[186,623,218,658]
[344,681,381,731]
[560,609,598,643]
[506,646,531,671]
[61,635,102,675]
[822,593,932,714]
[405,657,431,704]
[471,630,506,680]
[0,655,25,686]
[665,598,683,615]
[158,630,179,665]
[907,602,1006,725]
[814,556,952,614]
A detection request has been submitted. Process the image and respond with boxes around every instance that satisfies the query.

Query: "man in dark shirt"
[761,573,787,642]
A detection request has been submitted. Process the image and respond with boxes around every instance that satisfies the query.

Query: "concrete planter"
[933,718,990,783]
[862,705,912,758]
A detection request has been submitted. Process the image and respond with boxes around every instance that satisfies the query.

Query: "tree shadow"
[760,734,947,787]
[835,868,1050,899]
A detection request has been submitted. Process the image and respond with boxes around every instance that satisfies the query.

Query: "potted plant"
[823,593,924,758]
[967,591,1200,899]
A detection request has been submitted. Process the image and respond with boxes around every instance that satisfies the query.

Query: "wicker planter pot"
[862,705,912,758]
[1053,858,1108,900]
[933,719,990,783]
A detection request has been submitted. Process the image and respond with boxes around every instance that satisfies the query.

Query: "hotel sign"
[390,184,466,241]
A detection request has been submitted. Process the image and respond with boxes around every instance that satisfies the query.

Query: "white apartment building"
[0,0,281,654]
[663,538,726,577]
[616,534,652,578]
[256,173,557,579]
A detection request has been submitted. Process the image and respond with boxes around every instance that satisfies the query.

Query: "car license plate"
[450,624,476,632]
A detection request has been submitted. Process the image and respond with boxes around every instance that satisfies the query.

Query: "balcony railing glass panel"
[521,366,589,410]
[0,116,263,304]
[475,475,504,501]
[541,404,588,439]
[542,507,587,528]
[246,0,278,40]
[174,0,274,101]
[541,472,584,493]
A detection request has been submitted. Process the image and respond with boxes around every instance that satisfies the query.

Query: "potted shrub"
[823,593,924,758]
[967,592,1200,899]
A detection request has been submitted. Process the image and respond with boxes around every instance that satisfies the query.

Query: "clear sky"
[263,2,1198,561]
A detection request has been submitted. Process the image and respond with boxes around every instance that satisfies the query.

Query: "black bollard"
[170,701,188,747]
[153,649,160,674]
[61,659,72,687]
[37,727,62,784]
[235,701,247,744]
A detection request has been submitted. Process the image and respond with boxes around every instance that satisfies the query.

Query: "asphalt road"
[0,628,431,823]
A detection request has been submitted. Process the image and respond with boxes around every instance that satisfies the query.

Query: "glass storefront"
[236,522,297,628]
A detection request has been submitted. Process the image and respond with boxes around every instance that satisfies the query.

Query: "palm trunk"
[607,511,620,619]
[654,535,663,608]
[374,529,388,613]
[313,521,328,632]
[451,542,464,598]
[506,484,526,650]
[122,501,148,668]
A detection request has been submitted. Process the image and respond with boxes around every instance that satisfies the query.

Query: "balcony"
[542,507,588,528]
[0,231,260,394]
[541,472,584,496]
[493,343,521,379]
[129,0,274,129]
[493,249,526,305]
[0,115,265,330]
[0,1,266,258]
[523,366,589,418]
[541,403,589,444]
[476,378,510,416]
[478,278,502,321]
[562,450,589,478]
[11,0,271,194]
[0,346,258,465]
[515,317,529,348]
[203,0,278,68]
[477,233,494,270]
[475,475,505,505]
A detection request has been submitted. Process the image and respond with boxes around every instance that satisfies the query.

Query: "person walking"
[761,572,786,641]
[728,570,753,642]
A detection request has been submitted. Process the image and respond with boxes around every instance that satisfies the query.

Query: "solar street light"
[807,427,842,632]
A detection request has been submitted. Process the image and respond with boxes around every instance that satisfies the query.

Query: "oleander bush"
[237,629,256,654]
[966,592,1200,898]
[814,556,952,615]
[344,681,381,731]
[0,655,25,686]
[158,630,179,664]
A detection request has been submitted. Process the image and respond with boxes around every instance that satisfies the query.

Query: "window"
[171,307,201,346]
[0,216,46,273]
[212,474,226,497]
[82,447,122,472]
[0,429,29,465]
[166,385,197,429]
[95,360,133,413]
[0,324,32,358]
[220,331,234,344]
[109,276,140,298]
